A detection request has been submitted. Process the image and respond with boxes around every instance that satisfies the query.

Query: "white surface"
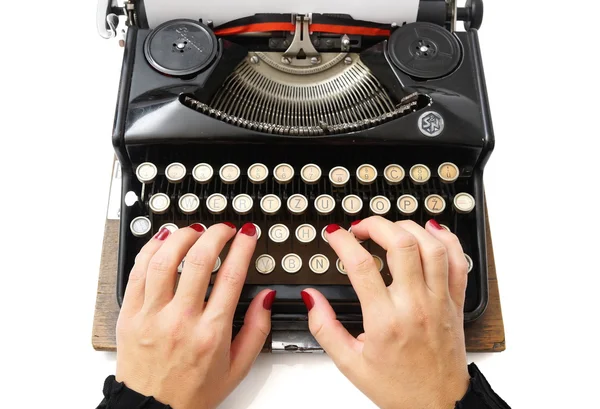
[0,1,599,407]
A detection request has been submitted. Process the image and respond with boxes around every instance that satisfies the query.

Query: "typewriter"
[98,0,493,351]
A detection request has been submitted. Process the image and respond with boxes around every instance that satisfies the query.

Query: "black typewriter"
[98,0,493,351]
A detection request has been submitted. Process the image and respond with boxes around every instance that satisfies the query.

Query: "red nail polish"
[240,222,257,237]
[223,222,236,229]
[429,219,444,230]
[189,223,205,233]
[154,227,170,241]
[351,220,362,226]
[301,290,314,312]
[325,224,341,234]
[263,290,277,310]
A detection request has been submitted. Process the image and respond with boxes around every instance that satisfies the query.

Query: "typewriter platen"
[100,0,493,350]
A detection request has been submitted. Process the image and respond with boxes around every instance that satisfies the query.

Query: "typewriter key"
[149,193,171,214]
[397,194,419,216]
[219,163,241,184]
[136,162,158,184]
[315,194,336,215]
[453,193,475,214]
[287,194,308,215]
[296,224,317,244]
[178,193,200,215]
[373,255,385,272]
[370,196,391,216]
[440,224,451,232]
[336,258,347,275]
[165,163,186,183]
[438,162,459,183]
[300,164,322,184]
[247,163,269,184]
[309,254,330,274]
[347,226,364,244]
[206,193,227,214]
[464,254,473,273]
[342,195,363,216]
[177,259,185,273]
[274,164,294,184]
[192,163,214,184]
[159,223,179,233]
[253,224,262,240]
[260,194,281,215]
[281,253,302,274]
[269,224,289,243]
[329,166,350,187]
[424,194,446,215]
[384,164,405,185]
[212,257,222,273]
[130,216,151,237]
[409,164,431,185]
[357,164,378,185]
[255,254,276,275]
[232,194,253,215]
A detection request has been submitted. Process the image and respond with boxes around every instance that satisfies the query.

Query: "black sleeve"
[455,364,511,409]
[96,376,171,409]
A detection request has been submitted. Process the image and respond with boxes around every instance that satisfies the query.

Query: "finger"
[144,224,206,310]
[425,220,469,306]
[229,289,274,381]
[121,227,171,316]
[205,223,258,320]
[350,217,425,289]
[173,222,237,313]
[302,289,362,371]
[394,220,449,297]
[325,224,390,311]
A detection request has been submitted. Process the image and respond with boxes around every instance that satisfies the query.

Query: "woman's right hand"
[302,217,471,409]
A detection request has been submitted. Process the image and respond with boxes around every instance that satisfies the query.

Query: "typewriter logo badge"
[418,111,444,137]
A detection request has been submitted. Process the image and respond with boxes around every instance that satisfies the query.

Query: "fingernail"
[263,290,277,310]
[223,222,236,229]
[429,219,444,230]
[154,227,170,241]
[301,290,314,312]
[325,224,341,234]
[351,220,362,226]
[189,223,205,233]
[240,222,257,237]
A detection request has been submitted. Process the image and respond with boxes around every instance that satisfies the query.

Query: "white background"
[1,0,599,407]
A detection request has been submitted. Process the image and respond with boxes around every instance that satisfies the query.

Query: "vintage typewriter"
[98,0,493,351]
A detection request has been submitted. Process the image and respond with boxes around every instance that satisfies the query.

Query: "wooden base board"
[92,215,505,352]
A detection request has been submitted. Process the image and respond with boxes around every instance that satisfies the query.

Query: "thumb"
[302,289,362,369]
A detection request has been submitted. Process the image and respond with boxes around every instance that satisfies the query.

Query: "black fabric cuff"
[456,364,511,409]
[98,375,172,409]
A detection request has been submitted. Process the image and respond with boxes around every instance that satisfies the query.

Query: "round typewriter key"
[372,255,384,272]
[125,191,139,207]
[453,192,476,214]
[370,196,391,216]
[321,226,332,244]
[136,162,158,184]
[247,163,269,184]
[130,216,151,237]
[287,194,308,215]
[165,163,186,183]
[177,259,185,273]
[424,194,446,215]
[260,194,281,215]
[212,256,222,273]
[465,253,474,273]
[295,224,317,244]
[159,223,179,233]
[178,193,200,215]
[329,166,350,187]
[383,164,405,185]
[409,164,431,185]
[206,193,227,214]
[232,194,253,215]
[315,194,336,215]
[336,258,347,275]
[397,194,419,216]
[274,163,294,184]
[268,224,290,243]
[281,253,302,274]
[347,226,365,244]
[149,193,171,214]
[253,224,262,240]
[356,164,378,185]
[255,254,276,275]
[342,194,363,216]
[438,162,460,183]
[219,163,241,184]
[192,163,214,184]
[440,224,451,232]
[300,164,322,184]
[309,254,330,274]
